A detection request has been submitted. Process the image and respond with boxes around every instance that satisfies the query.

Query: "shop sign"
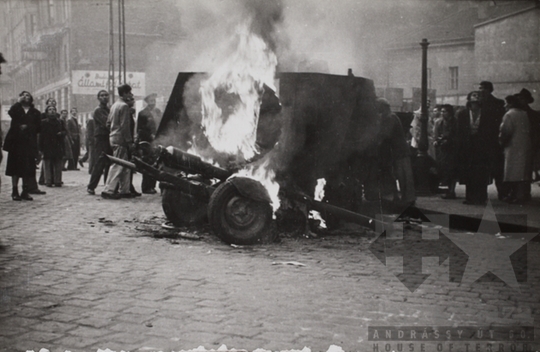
[72,70,145,96]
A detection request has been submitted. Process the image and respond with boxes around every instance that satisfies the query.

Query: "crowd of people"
[0,81,161,201]
[0,52,537,208]
[411,81,539,205]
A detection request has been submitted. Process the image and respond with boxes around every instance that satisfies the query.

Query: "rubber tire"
[162,188,208,226]
[208,180,275,245]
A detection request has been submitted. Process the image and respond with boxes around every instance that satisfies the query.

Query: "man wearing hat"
[136,93,161,194]
[478,81,507,200]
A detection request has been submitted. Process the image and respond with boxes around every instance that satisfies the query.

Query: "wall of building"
[384,40,475,109]
[0,0,183,125]
[475,6,540,109]
[428,42,476,106]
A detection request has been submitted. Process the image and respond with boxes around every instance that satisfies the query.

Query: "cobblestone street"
[0,165,539,352]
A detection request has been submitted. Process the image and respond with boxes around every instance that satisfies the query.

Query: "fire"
[234,157,281,215]
[310,178,327,228]
[199,21,277,162]
[197,20,281,212]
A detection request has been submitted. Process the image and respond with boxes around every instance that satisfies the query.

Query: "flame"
[234,157,281,215]
[309,178,327,228]
[197,20,281,213]
[199,21,277,162]
[313,178,326,201]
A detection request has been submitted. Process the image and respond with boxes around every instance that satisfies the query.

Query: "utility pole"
[108,0,126,102]
[418,38,429,153]
[108,0,115,102]
[412,38,435,195]
[118,0,126,84]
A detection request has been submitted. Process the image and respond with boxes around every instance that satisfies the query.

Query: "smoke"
[155,0,366,74]
[244,0,284,52]
[146,0,458,96]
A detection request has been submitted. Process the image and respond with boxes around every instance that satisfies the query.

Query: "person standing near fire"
[136,93,161,194]
[364,98,416,206]
[101,84,136,199]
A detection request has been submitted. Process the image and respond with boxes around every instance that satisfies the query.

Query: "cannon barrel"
[160,146,233,180]
[289,192,386,231]
[106,154,213,201]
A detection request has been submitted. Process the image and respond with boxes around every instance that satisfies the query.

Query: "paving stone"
[1,167,539,352]
[17,330,65,343]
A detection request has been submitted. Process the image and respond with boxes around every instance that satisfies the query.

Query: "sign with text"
[71,70,145,96]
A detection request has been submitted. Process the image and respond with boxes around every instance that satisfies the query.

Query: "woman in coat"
[3,91,41,200]
[39,105,66,187]
[499,95,532,203]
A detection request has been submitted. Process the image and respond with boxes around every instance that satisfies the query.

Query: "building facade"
[0,0,183,131]
[475,5,540,109]
[374,0,539,110]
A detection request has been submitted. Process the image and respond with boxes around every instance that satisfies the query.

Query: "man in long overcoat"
[478,81,507,199]
[3,91,42,200]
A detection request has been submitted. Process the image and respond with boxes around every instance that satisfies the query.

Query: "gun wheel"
[208,179,276,245]
[162,188,208,226]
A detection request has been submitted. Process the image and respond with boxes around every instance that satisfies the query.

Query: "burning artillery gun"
[107,71,392,245]
[109,145,276,244]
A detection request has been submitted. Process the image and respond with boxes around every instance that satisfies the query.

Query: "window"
[450,66,458,90]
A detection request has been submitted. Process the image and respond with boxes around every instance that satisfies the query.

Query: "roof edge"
[474,4,539,28]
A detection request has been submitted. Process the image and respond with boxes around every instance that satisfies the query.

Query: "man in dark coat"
[39,105,66,186]
[136,93,161,194]
[87,90,112,194]
[456,90,501,205]
[478,81,507,200]
[3,91,42,200]
[66,108,81,170]
[0,53,5,192]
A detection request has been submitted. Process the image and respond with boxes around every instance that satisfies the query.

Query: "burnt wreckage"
[110,72,400,245]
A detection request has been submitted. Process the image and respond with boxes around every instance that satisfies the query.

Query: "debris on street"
[271,261,307,267]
